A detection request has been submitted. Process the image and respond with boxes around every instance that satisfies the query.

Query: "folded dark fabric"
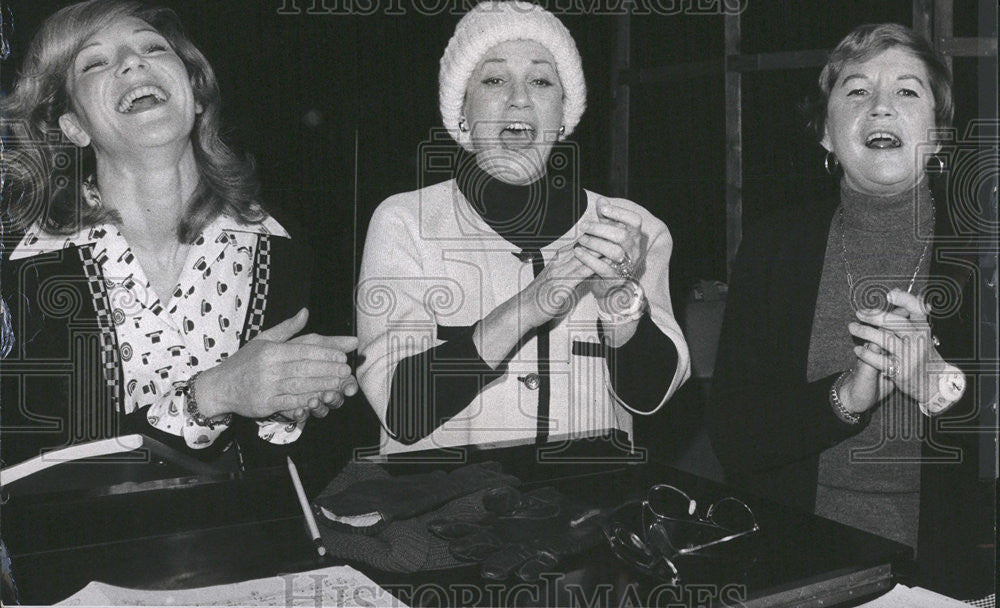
[312,461,519,573]
[314,460,518,533]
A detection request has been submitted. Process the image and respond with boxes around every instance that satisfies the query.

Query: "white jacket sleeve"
[602,205,691,415]
[356,202,462,432]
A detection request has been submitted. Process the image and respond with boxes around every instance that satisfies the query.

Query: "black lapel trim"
[525,249,550,443]
[790,202,839,383]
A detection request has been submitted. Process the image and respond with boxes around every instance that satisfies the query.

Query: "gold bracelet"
[829,370,862,424]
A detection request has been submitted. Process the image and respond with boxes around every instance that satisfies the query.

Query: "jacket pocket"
[572,340,606,358]
[436,324,475,342]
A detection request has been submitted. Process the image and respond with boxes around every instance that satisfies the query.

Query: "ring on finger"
[610,251,636,280]
[883,359,899,379]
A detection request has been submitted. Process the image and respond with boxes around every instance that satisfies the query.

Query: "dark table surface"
[2,437,912,606]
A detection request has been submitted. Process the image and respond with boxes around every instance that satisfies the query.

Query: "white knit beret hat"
[439,1,587,149]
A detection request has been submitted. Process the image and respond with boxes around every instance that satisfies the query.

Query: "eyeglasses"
[602,484,759,582]
[644,484,759,556]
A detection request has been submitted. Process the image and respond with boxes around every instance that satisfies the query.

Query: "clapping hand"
[195,308,359,421]
[573,203,645,310]
[520,244,594,328]
[271,333,360,422]
[848,289,943,403]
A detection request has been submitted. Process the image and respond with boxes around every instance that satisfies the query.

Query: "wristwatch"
[181,371,233,428]
[918,364,966,416]
[598,279,647,323]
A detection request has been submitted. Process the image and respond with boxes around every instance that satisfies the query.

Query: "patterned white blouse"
[10,214,305,448]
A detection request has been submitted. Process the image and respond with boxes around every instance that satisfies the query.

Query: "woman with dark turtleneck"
[708,24,993,601]
[357,1,689,455]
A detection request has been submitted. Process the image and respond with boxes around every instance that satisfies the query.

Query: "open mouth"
[865,131,902,149]
[500,121,536,146]
[116,85,169,114]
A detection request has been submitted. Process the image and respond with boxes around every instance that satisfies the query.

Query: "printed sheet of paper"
[57,564,410,607]
[857,584,971,608]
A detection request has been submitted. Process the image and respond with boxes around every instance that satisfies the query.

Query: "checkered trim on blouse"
[242,234,271,343]
[966,594,995,608]
[79,245,123,415]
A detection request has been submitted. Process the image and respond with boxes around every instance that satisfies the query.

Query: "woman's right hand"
[474,243,593,367]
[839,298,930,415]
[518,242,594,329]
[194,308,358,420]
[837,353,894,415]
[838,308,907,414]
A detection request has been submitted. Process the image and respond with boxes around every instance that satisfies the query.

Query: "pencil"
[286,456,327,557]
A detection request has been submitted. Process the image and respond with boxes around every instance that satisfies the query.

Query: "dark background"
[4,1,991,323]
[2,0,995,463]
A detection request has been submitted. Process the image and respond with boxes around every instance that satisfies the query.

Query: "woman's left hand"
[847,289,944,402]
[272,377,360,423]
[574,203,645,310]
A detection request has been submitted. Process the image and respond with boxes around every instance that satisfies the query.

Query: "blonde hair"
[2,0,264,242]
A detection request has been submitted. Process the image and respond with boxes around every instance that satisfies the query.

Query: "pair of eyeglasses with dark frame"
[601,484,760,583]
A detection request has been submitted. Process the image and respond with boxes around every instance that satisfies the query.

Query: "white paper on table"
[858,583,971,607]
[56,564,411,607]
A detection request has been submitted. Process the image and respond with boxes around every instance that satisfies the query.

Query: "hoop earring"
[82,175,102,207]
[824,151,840,175]
[926,154,945,174]
[458,118,469,133]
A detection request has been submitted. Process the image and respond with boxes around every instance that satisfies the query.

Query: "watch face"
[623,280,646,315]
[604,280,646,317]
[941,370,966,400]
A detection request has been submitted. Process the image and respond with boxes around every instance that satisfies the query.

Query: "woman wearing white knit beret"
[357,1,690,454]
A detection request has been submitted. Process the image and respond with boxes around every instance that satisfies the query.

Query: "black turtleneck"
[454,148,585,251]
[384,149,678,445]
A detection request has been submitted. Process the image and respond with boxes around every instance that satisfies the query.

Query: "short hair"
[807,23,953,142]
[1,0,263,242]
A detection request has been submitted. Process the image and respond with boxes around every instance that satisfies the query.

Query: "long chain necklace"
[839,197,934,298]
